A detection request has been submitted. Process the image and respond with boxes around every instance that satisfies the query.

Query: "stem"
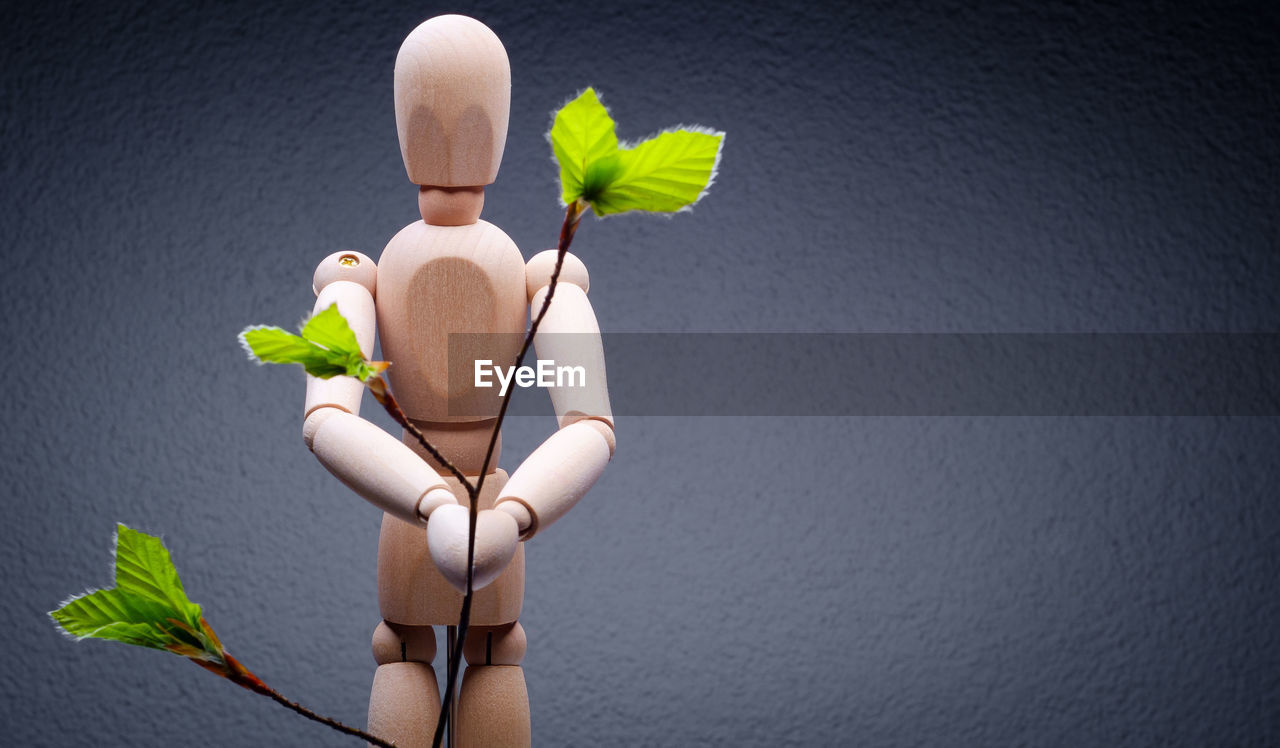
[367,376,477,500]
[259,686,398,748]
[219,655,398,748]
[431,198,588,748]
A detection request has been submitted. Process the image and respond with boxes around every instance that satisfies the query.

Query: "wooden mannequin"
[300,15,615,748]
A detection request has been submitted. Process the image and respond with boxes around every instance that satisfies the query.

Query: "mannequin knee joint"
[463,621,526,666]
[372,620,437,665]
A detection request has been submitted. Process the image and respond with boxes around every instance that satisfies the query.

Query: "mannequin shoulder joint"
[313,251,377,297]
[526,249,588,301]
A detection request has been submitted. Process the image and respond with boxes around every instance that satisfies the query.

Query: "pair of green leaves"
[51,525,226,665]
[239,304,383,381]
[52,525,272,695]
[550,87,724,216]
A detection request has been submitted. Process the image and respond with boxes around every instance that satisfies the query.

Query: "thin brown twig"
[218,654,398,748]
[258,685,397,748]
[430,198,588,748]
[367,376,477,498]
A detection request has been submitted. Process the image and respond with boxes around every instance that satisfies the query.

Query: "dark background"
[4,0,1279,745]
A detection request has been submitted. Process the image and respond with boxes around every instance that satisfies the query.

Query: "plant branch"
[431,198,588,748]
[367,375,477,499]
[217,654,398,748]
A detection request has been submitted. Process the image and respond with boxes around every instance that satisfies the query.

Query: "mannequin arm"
[494,250,616,539]
[301,252,455,526]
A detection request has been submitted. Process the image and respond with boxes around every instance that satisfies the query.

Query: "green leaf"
[50,525,226,663]
[240,304,381,381]
[240,325,349,378]
[239,326,322,365]
[592,128,724,216]
[549,87,725,216]
[51,588,177,650]
[301,304,362,357]
[113,524,202,630]
[549,88,619,205]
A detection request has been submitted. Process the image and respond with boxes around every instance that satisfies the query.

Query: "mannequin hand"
[426,504,519,592]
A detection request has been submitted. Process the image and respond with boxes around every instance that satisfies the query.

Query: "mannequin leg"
[368,620,441,747]
[457,621,530,747]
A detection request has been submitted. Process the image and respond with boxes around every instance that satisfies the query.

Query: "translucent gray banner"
[445,333,1280,416]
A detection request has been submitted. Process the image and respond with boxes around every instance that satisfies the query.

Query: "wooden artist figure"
[300,14,615,747]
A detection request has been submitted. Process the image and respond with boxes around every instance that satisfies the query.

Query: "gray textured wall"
[4,1,1279,745]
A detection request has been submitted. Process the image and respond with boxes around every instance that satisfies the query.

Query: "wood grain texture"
[302,280,377,418]
[426,503,519,591]
[462,622,526,666]
[305,408,450,524]
[457,665,530,748]
[525,249,589,298]
[495,420,613,539]
[530,282,614,429]
[312,250,377,297]
[368,662,441,748]
[378,469,524,626]
[376,220,526,423]
[419,185,485,226]
[394,15,510,186]
[403,417,502,475]
[372,620,437,665]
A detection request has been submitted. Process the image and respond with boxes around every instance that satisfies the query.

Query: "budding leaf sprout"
[242,303,472,491]
[239,303,388,381]
[549,87,724,216]
[51,525,264,687]
[50,526,396,747]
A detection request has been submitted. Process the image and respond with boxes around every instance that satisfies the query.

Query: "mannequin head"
[394,15,511,187]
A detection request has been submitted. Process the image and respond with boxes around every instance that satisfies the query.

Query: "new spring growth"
[239,304,387,381]
[50,526,396,747]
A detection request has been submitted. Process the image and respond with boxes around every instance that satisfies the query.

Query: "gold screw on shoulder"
[339,254,360,267]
